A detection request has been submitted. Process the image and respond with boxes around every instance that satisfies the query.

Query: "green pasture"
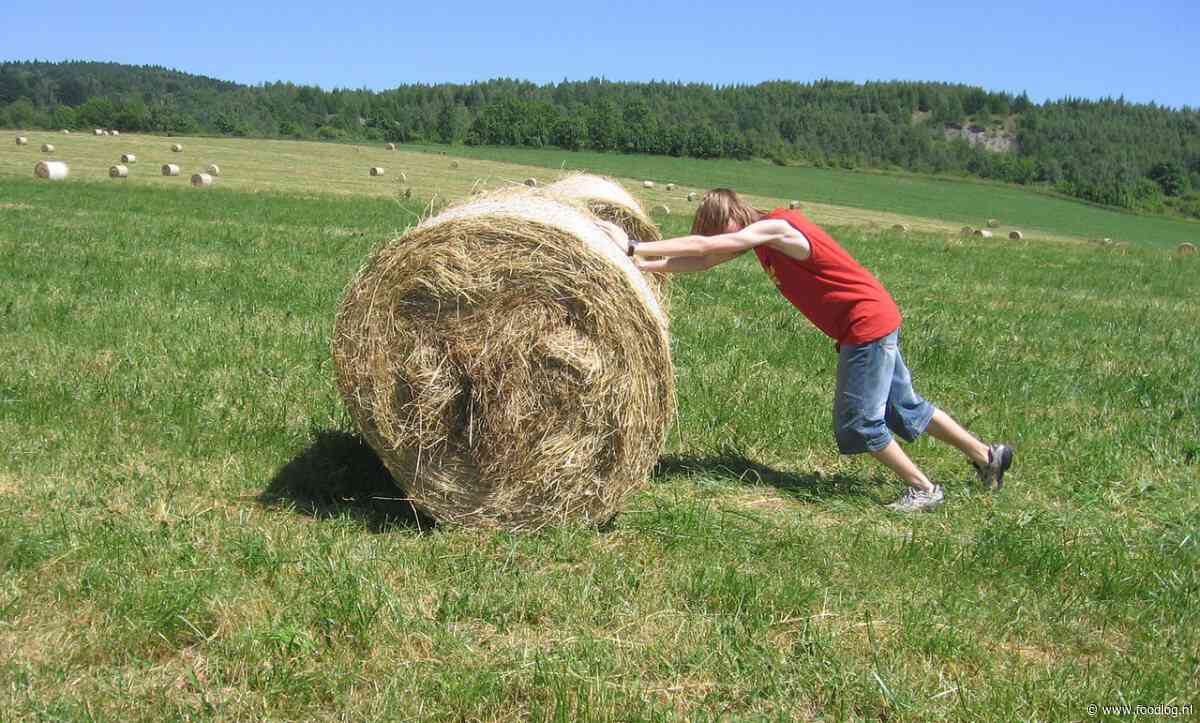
[1,178,1197,720]
[413,143,1200,247]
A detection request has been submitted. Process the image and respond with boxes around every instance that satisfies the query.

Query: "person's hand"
[596,220,632,254]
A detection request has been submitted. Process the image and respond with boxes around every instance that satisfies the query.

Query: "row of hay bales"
[333,174,673,531]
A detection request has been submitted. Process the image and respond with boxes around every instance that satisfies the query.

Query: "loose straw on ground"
[333,190,675,530]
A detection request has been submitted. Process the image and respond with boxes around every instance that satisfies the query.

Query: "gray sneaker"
[974,444,1014,490]
[886,484,944,513]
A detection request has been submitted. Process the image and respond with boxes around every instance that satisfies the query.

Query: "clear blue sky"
[5,0,1198,108]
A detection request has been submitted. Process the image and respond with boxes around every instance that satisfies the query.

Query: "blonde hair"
[691,188,765,236]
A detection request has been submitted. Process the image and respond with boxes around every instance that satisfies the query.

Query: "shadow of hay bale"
[653,449,868,503]
[260,429,434,532]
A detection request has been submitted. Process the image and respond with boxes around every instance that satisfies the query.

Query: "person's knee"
[835,415,892,455]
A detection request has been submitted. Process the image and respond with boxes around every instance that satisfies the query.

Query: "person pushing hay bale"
[541,173,670,306]
[332,191,675,530]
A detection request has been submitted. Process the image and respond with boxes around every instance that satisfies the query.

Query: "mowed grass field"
[412,143,1200,248]
[2,160,1199,718]
[8,128,1200,247]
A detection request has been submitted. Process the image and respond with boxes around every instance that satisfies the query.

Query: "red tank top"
[753,209,901,345]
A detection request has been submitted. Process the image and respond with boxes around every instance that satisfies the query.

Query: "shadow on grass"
[653,449,871,503]
[260,429,434,533]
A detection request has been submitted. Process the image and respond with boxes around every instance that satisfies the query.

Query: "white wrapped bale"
[34,161,68,180]
[110,164,129,178]
[162,164,181,176]
[191,173,214,187]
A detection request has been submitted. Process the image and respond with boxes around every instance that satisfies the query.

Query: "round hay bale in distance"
[161,163,180,176]
[93,129,104,136]
[642,180,654,189]
[333,192,674,530]
[789,200,801,210]
[120,153,136,163]
[15,136,27,146]
[973,228,994,238]
[205,163,220,176]
[41,143,55,153]
[34,161,68,180]
[892,224,910,232]
[370,167,385,177]
[687,192,697,202]
[987,219,999,228]
[524,177,538,187]
[541,173,670,306]
[1178,242,1197,255]
[666,183,675,191]
[61,129,70,134]
[651,204,670,216]
[450,160,460,169]
[386,142,396,150]
[110,130,120,136]
[109,164,129,178]
[1009,230,1024,240]
[171,143,183,152]
[191,173,214,187]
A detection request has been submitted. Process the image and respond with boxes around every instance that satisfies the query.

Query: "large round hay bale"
[110,130,120,136]
[120,153,137,163]
[206,163,220,176]
[542,173,669,305]
[1009,230,1024,240]
[161,164,180,176]
[332,192,674,530]
[1178,242,1197,255]
[370,167,385,177]
[102,130,110,136]
[15,136,27,146]
[789,200,801,210]
[34,161,68,180]
[109,164,128,178]
[973,228,994,238]
[171,143,183,152]
[642,180,655,189]
[987,219,999,228]
[386,142,396,151]
[94,129,104,136]
[41,143,55,153]
[191,173,214,187]
[524,177,538,187]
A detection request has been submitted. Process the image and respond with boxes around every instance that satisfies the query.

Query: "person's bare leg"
[925,409,989,465]
[870,440,934,492]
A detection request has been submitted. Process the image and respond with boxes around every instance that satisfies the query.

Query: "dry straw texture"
[34,161,68,180]
[109,164,128,178]
[541,173,670,305]
[206,163,221,176]
[162,164,180,176]
[332,190,675,530]
[120,153,136,163]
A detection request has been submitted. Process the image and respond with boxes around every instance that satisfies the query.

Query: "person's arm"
[631,219,810,260]
[635,252,741,274]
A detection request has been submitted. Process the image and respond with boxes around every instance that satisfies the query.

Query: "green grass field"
[412,143,1200,248]
[1,175,1198,720]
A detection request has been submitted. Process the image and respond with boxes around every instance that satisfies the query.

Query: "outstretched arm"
[635,252,741,274]
[631,219,810,260]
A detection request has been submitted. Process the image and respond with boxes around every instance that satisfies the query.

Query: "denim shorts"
[833,328,936,455]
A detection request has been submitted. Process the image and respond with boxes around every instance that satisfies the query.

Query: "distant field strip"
[6,129,1197,247]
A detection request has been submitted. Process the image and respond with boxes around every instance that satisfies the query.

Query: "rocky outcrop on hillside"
[943,123,1017,153]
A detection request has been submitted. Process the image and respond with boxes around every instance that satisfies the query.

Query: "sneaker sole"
[991,446,1014,491]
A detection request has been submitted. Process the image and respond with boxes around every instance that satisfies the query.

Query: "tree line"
[3,61,1198,218]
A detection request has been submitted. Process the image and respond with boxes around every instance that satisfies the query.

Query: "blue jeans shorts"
[834,328,936,455]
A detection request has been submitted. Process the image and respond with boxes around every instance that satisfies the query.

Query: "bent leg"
[926,409,990,466]
[870,439,934,492]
